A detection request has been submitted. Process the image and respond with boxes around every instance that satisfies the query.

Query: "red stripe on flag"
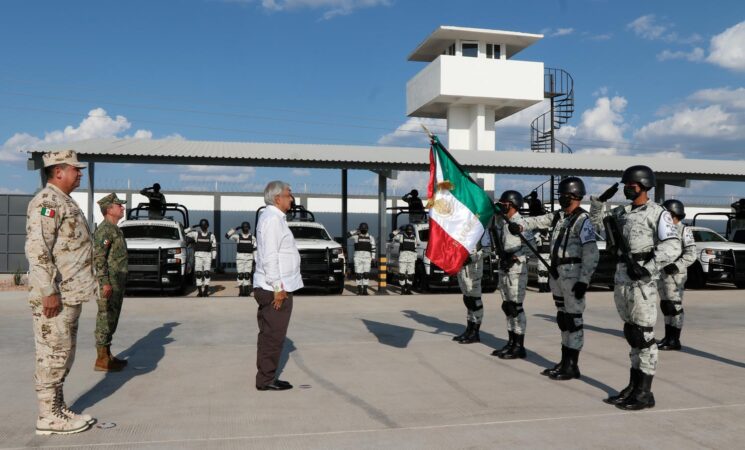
[427,144,436,201]
[425,219,469,275]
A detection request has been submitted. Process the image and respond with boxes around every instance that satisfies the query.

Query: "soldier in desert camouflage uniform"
[657,200,697,351]
[591,165,680,411]
[25,150,96,435]
[490,190,533,359]
[516,177,599,380]
[93,193,129,372]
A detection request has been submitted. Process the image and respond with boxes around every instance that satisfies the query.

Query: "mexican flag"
[425,136,495,275]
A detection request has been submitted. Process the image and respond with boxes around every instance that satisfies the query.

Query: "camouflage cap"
[97,193,127,208]
[42,149,86,169]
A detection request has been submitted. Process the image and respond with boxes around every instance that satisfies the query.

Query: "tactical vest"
[401,235,416,252]
[195,232,213,252]
[237,234,254,253]
[355,235,372,252]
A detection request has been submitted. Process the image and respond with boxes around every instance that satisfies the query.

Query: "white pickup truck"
[686,226,745,289]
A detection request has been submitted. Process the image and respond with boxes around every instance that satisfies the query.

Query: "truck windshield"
[692,229,727,242]
[122,226,180,240]
[290,227,330,240]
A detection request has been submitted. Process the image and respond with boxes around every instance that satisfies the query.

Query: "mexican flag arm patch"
[40,207,56,218]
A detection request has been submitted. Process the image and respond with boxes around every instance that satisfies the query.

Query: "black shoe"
[459,323,481,344]
[617,373,655,410]
[197,286,204,297]
[659,326,681,351]
[550,348,581,380]
[498,333,526,359]
[362,286,369,295]
[453,321,473,342]
[203,287,210,297]
[256,382,293,391]
[492,331,515,357]
[604,368,641,405]
[356,286,363,296]
[274,379,293,388]
[657,324,672,347]
[541,345,566,376]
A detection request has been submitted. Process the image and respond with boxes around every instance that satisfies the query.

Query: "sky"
[1,0,744,204]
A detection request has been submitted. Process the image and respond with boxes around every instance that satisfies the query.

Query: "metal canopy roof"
[27,138,745,183]
[408,26,543,62]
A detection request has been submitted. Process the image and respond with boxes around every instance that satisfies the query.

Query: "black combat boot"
[499,333,526,359]
[203,286,210,297]
[492,331,515,357]
[657,324,672,348]
[550,348,581,380]
[541,345,567,376]
[459,323,481,344]
[604,368,641,405]
[356,285,363,296]
[617,373,655,410]
[453,321,473,342]
[659,326,681,351]
[362,285,369,295]
[238,286,244,297]
[197,286,204,297]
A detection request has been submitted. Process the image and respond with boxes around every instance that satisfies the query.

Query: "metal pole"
[549,73,556,212]
[377,172,387,295]
[87,162,95,230]
[214,194,221,272]
[341,168,348,250]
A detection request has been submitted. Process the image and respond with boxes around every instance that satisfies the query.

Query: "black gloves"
[598,183,619,202]
[663,263,680,275]
[627,262,650,281]
[508,222,522,236]
[572,281,588,299]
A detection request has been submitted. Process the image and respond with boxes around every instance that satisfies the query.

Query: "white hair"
[264,180,290,206]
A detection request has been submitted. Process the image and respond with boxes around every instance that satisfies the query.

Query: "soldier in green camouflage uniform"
[591,166,680,411]
[25,150,96,435]
[518,177,599,380]
[93,193,129,372]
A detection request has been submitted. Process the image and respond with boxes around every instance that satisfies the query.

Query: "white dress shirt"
[254,205,304,293]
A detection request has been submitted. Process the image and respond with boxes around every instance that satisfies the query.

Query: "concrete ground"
[1,283,744,450]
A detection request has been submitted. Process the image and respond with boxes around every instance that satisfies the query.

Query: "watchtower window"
[486,43,501,59]
[461,42,478,57]
[442,43,456,56]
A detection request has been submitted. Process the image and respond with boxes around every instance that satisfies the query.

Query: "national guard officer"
[657,200,697,351]
[140,182,166,219]
[186,219,217,297]
[491,190,533,359]
[391,224,419,295]
[516,177,599,379]
[591,165,680,410]
[226,221,257,297]
[347,222,376,295]
[453,243,484,344]
[93,193,129,372]
[26,150,96,435]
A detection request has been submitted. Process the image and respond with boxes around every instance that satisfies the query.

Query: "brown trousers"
[254,288,293,387]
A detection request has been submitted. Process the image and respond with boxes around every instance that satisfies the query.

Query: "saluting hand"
[598,183,619,202]
[42,294,61,318]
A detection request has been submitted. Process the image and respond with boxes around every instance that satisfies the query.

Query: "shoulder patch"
[682,226,695,247]
[40,207,56,218]
[658,211,678,241]
[579,217,596,244]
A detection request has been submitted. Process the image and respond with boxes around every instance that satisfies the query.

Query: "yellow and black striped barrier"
[377,256,387,295]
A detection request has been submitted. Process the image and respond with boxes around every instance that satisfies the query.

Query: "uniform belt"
[557,257,582,266]
[630,252,653,262]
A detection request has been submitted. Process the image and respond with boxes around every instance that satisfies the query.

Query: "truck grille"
[128,250,160,266]
[300,249,329,272]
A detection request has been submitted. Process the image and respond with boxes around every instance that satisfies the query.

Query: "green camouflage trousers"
[31,300,82,406]
[614,277,659,376]
[95,272,127,347]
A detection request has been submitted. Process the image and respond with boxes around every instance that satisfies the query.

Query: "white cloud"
[627,14,702,44]
[390,171,429,197]
[689,87,745,110]
[256,0,391,19]
[635,105,741,141]
[377,117,445,147]
[657,47,705,62]
[0,186,28,194]
[178,165,257,183]
[292,168,311,176]
[0,107,155,162]
[541,27,574,38]
[707,20,745,72]
[592,86,608,97]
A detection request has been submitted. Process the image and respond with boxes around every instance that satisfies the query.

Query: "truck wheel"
[686,263,706,289]
[414,262,429,292]
[735,280,745,289]
[330,281,345,295]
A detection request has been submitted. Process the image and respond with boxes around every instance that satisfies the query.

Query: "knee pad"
[553,295,565,308]
[356,273,363,281]
[471,297,483,311]
[463,296,476,311]
[501,301,521,318]
[565,313,583,332]
[243,272,252,280]
[204,271,211,279]
[195,271,204,280]
[660,300,682,316]
[237,273,245,280]
[556,311,569,331]
[623,322,655,349]
[363,272,370,280]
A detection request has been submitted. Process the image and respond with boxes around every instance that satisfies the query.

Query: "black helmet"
[153,182,161,191]
[241,221,251,231]
[410,189,419,196]
[662,199,686,220]
[621,165,656,191]
[359,222,369,233]
[499,190,523,210]
[558,177,586,198]
[404,224,415,234]
[199,218,209,229]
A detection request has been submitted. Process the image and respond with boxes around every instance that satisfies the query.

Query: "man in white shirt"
[253,181,303,391]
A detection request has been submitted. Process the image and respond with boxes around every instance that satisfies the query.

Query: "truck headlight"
[167,248,182,255]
